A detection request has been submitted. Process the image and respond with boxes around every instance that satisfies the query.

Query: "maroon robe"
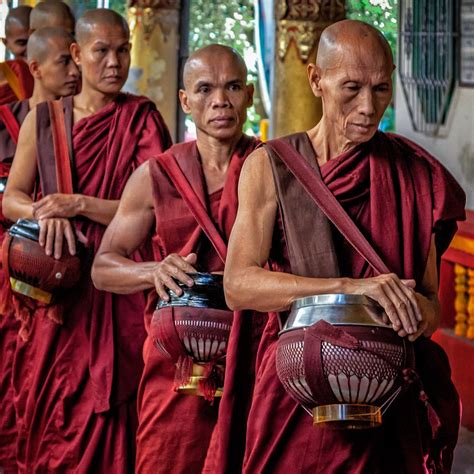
[0,60,33,105]
[11,93,171,473]
[0,98,29,473]
[242,131,465,473]
[136,135,264,474]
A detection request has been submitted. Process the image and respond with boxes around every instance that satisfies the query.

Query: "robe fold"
[0,60,33,105]
[0,98,29,474]
[242,131,465,474]
[136,135,265,474]
[11,93,171,473]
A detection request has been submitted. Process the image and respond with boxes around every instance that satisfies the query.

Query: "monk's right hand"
[38,218,76,260]
[346,273,422,336]
[153,253,197,302]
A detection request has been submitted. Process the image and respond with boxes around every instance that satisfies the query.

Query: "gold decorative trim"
[450,235,474,256]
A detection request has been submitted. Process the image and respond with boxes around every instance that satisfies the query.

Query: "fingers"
[401,279,416,289]
[44,220,55,257]
[408,320,428,342]
[387,279,419,331]
[64,222,76,256]
[53,220,64,259]
[154,254,198,301]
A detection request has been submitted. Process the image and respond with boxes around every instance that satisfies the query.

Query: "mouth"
[210,116,235,127]
[351,123,375,133]
[103,76,122,83]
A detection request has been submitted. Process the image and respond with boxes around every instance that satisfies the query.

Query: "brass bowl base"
[313,404,382,430]
[176,375,223,398]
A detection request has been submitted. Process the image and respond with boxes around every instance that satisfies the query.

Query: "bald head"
[316,20,393,72]
[5,6,32,36]
[3,6,32,58]
[183,44,247,89]
[76,9,129,45]
[30,2,75,34]
[27,27,75,64]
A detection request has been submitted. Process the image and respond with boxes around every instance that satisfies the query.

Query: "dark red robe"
[0,98,29,473]
[11,93,171,473]
[136,135,265,474]
[242,131,465,474]
[0,60,33,105]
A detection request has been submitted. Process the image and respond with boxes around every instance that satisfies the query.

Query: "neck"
[73,83,119,115]
[308,117,358,164]
[29,82,62,108]
[196,132,243,171]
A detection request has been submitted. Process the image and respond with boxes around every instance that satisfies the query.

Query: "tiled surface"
[454,428,474,473]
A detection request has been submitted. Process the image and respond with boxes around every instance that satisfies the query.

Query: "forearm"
[78,196,119,225]
[92,252,156,294]
[2,191,34,221]
[224,265,348,312]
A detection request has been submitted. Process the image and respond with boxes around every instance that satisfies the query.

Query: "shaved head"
[183,44,247,89]
[76,9,129,45]
[27,27,75,63]
[316,19,393,72]
[30,2,75,34]
[5,6,32,36]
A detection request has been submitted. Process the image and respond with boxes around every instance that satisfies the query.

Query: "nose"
[357,88,376,117]
[106,51,120,68]
[69,63,80,78]
[211,88,230,108]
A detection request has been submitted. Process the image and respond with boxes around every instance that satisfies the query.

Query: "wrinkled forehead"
[322,42,393,80]
[81,23,129,46]
[185,54,246,87]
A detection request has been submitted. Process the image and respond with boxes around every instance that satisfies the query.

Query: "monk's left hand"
[398,292,439,342]
[32,193,82,220]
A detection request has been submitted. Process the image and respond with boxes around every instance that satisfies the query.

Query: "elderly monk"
[2,9,171,473]
[29,1,75,35]
[224,20,466,473]
[0,7,33,105]
[92,44,264,473]
[2,6,32,59]
[0,26,79,474]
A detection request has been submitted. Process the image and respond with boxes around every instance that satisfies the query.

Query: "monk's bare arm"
[224,148,348,313]
[92,162,196,297]
[92,162,160,293]
[3,109,37,220]
[225,149,422,336]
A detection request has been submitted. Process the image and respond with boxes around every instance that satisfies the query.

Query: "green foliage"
[346,0,398,131]
[188,0,261,135]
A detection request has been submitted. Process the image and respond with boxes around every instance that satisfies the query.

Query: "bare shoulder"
[20,106,37,132]
[240,146,276,201]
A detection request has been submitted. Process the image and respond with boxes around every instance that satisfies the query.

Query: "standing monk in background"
[3,9,171,473]
[93,44,265,473]
[0,6,33,104]
[224,20,465,473]
[29,1,75,35]
[0,27,79,473]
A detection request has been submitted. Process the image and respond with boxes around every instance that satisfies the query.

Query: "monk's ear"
[307,63,323,98]
[179,89,191,114]
[246,84,254,108]
[70,42,81,67]
[28,60,41,79]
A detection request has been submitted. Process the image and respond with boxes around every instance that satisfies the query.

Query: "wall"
[395,79,474,208]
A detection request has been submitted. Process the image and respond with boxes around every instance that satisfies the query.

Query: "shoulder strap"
[0,104,20,144]
[265,139,391,275]
[158,156,228,264]
[47,100,74,194]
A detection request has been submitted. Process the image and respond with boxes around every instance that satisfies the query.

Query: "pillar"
[271,0,345,138]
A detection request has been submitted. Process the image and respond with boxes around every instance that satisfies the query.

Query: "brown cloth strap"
[158,156,228,264]
[47,100,74,194]
[265,139,391,275]
[0,104,20,144]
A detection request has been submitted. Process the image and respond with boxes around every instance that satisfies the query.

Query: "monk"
[2,6,32,59]
[92,44,265,473]
[0,7,33,105]
[0,26,79,474]
[224,20,466,474]
[29,1,75,35]
[2,9,171,473]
